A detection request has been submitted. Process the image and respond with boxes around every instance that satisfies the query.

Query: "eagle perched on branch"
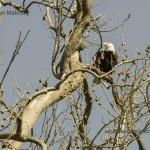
[93,42,118,73]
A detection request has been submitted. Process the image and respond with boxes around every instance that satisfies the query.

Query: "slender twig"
[101,14,131,33]
[0,30,30,89]
[91,16,103,56]
[90,118,116,147]
[22,0,26,8]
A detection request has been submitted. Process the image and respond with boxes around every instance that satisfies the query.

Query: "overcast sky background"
[0,0,150,149]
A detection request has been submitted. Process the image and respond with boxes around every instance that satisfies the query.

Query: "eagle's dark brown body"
[94,51,118,72]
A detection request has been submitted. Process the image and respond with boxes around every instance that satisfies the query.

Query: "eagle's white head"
[102,42,115,53]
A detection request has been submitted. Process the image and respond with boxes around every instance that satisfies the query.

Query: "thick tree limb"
[60,0,92,76]
[0,133,47,150]
[8,68,85,149]
[78,79,92,148]
[1,0,93,149]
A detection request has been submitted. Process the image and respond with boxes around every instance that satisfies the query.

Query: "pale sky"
[0,0,150,149]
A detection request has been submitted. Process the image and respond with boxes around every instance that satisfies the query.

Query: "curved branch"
[78,79,92,145]
[0,133,47,150]
[126,119,146,150]
[10,71,85,149]
[100,14,131,33]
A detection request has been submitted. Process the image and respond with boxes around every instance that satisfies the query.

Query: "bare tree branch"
[0,133,47,150]
[0,30,30,89]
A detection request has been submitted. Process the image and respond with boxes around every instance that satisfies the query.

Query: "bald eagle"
[93,42,118,73]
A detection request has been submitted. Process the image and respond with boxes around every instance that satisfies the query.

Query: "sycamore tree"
[0,0,150,150]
